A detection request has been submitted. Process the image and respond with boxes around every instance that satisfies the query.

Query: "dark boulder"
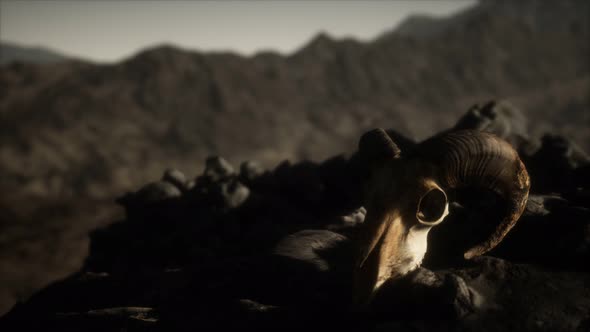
[528,134,590,193]
[452,100,535,153]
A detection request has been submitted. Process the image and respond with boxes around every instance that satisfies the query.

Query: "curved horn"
[358,128,401,162]
[412,130,530,259]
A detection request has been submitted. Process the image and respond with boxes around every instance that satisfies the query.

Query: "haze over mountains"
[1,0,588,199]
[0,42,70,65]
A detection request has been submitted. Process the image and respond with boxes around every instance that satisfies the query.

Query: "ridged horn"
[412,130,530,259]
[358,128,401,161]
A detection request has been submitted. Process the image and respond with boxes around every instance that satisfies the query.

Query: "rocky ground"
[1,4,587,309]
[0,101,588,331]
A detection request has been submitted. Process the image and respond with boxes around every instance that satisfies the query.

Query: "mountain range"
[1,0,588,199]
[0,42,70,65]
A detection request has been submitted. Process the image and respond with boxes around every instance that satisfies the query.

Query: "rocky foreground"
[1,101,589,331]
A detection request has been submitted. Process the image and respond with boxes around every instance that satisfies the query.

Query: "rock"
[239,161,264,183]
[234,299,278,313]
[318,154,363,213]
[116,181,182,207]
[250,230,354,308]
[135,181,182,202]
[539,134,590,168]
[327,207,366,233]
[3,306,158,332]
[523,194,566,217]
[190,156,250,209]
[454,256,590,332]
[371,267,477,320]
[203,156,235,181]
[272,229,351,272]
[527,134,589,193]
[443,273,479,318]
[219,180,250,209]
[373,257,590,331]
[162,168,188,191]
[340,207,366,226]
[186,179,196,191]
[453,100,533,150]
[56,306,158,323]
[273,160,325,206]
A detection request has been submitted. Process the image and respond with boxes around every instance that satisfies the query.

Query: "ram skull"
[353,129,530,306]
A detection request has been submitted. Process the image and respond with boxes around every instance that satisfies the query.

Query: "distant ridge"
[0,42,70,65]
[388,0,589,39]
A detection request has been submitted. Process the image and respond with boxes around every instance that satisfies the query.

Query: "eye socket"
[417,188,448,225]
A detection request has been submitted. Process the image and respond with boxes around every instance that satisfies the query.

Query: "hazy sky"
[0,0,476,63]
